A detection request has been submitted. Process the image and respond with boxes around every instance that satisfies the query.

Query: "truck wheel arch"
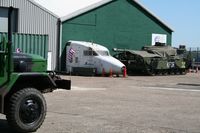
[11,73,56,91]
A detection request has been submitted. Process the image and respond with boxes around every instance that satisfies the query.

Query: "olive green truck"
[0,7,71,132]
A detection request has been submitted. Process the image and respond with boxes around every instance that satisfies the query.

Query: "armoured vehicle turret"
[113,43,187,75]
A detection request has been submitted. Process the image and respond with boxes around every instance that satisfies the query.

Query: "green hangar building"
[1,0,173,71]
[60,0,173,70]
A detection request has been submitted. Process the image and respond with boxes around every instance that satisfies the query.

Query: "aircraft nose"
[97,56,125,75]
[101,61,125,74]
[111,63,125,74]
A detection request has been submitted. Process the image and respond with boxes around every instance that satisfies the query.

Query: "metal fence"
[187,47,200,69]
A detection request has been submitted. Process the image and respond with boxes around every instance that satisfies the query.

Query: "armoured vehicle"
[0,7,71,132]
[113,43,187,75]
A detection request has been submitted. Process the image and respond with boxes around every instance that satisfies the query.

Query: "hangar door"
[0,7,18,32]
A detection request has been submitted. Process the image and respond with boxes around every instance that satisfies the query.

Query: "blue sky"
[139,0,200,48]
[35,0,199,48]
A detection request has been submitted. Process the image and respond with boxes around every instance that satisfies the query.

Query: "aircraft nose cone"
[111,63,125,74]
[99,56,125,74]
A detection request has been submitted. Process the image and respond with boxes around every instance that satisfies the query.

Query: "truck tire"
[6,88,47,133]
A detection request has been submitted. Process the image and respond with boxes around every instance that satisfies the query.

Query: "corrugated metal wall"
[0,32,48,58]
[0,0,59,70]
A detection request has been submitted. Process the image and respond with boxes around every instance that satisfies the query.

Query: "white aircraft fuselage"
[66,40,125,75]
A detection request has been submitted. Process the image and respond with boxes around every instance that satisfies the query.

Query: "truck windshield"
[97,51,110,56]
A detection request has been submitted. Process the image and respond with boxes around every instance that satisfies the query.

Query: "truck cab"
[0,7,71,132]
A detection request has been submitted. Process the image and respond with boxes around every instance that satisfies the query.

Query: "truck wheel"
[6,88,46,133]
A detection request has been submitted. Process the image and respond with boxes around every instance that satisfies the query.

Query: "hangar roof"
[29,0,59,18]
[33,0,173,32]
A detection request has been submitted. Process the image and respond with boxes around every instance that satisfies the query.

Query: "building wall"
[0,0,59,70]
[61,0,172,70]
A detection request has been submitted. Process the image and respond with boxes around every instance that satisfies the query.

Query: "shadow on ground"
[0,119,13,133]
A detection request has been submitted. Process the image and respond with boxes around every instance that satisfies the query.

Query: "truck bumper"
[55,79,71,90]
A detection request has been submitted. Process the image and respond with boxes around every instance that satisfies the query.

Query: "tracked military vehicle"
[113,43,187,75]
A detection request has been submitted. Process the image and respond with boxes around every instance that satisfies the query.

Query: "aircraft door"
[88,48,96,67]
[88,51,93,66]
[83,48,95,67]
[74,46,82,67]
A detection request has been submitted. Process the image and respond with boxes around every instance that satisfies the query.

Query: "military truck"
[0,7,71,132]
[113,43,187,75]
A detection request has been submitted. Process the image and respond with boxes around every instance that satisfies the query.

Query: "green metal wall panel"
[0,32,48,59]
[61,0,172,70]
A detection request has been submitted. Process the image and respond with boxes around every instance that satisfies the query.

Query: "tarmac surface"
[0,73,200,133]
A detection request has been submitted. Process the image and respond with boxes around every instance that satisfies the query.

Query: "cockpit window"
[97,51,110,56]
[84,50,98,56]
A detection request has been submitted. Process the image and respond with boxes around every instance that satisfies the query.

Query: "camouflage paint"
[13,53,47,72]
[0,37,8,86]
